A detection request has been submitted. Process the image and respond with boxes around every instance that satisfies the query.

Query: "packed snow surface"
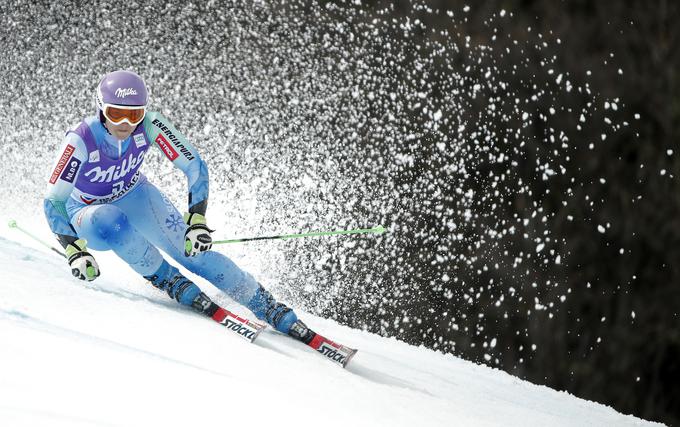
[0,216,659,427]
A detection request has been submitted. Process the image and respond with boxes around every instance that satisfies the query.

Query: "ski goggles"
[101,104,146,126]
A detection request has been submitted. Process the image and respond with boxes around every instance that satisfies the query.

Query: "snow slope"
[0,218,661,427]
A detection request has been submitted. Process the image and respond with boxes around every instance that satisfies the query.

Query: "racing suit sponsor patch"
[155,133,179,161]
[60,158,81,183]
[50,144,75,184]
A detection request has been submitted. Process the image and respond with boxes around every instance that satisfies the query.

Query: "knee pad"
[92,205,130,240]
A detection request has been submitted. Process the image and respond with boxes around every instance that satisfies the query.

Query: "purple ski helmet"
[95,70,148,125]
[95,70,148,110]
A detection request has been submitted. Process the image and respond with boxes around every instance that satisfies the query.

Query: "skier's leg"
[116,180,299,333]
[71,203,208,312]
[71,203,163,276]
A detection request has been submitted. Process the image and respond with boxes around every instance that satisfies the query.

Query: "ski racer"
[42,70,318,346]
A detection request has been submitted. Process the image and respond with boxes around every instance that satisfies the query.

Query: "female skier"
[42,70,331,354]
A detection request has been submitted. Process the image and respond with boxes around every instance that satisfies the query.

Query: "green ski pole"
[213,225,387,245]
[8,219,66,258]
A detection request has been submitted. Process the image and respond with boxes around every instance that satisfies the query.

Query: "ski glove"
[183,212,213,257]
[65,239,100,281]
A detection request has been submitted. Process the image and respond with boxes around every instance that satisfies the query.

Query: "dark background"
[1,0,678,425]
[277,1,680,425]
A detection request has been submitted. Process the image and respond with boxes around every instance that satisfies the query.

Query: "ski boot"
[248,284,299,334]
[144,261,218,316]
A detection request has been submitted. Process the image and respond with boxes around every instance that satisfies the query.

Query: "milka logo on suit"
[84,151,146,183]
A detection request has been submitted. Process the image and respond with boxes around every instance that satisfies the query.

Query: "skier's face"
[105,119,135,141]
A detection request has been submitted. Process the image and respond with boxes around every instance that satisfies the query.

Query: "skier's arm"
[143,111,209,215]
[43,133,87,248]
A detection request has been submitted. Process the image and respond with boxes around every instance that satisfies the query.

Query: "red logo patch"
[50,144,76,184]
[155,134,178,161]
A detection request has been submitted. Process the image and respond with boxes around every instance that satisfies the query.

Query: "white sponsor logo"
[84,151,146,183]
[160,192,175,214]
[318,343,348,365]
[89,150,100,163]
[115,88,138,98]
[222,318,257,341]
[133,133,146,148]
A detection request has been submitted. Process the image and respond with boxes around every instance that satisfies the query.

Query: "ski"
[210,306,266,343]
[207,307,357,366]
[288,321,358,368]
[307,333,358,368]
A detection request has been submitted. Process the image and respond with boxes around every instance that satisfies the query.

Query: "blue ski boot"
[144,261,218,316]
[248,285,299,334]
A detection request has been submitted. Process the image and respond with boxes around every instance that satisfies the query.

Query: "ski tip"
[8,219,17,228]
[248,320,267,343]
[341,348,359,368]
[310,334,359,368]
[249,326,264,343]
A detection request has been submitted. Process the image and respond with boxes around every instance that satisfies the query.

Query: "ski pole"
[213,225,387,244]
[7,219,66,258]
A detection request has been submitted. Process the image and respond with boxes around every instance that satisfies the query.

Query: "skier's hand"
[183,213,213,257]
[65,239,100,281]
